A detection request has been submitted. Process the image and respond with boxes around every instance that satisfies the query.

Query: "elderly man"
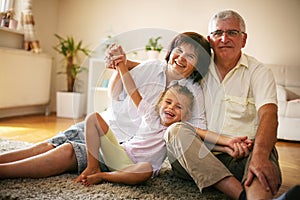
[165,10,281,200]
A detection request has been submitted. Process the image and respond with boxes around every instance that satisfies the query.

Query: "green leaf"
[145,36,163,52]
[53,34,91,92]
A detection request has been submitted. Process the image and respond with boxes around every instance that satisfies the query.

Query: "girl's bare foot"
[73,167,100,183]
[82,173,104,187]
[73,174,85,183]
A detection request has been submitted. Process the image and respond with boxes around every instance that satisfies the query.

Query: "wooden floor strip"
[0,114,299,197]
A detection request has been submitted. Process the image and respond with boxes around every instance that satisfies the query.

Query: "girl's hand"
[223,145,239,158]
[227,136,253,150]
[227,136,253,158]
[105,44,127,70]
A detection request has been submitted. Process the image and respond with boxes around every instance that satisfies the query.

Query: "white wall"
[31,0,300,112]
[30,0,59,112]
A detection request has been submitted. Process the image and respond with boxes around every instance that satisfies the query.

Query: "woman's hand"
[105,44,127,70]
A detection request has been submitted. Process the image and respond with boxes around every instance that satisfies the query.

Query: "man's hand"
[226,136,253,158]
[227,136,253,149]
[223,143,248,158]
[245,156,279,195]
[245,104,279,195]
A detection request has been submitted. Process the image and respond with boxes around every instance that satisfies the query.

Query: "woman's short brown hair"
[165,32,211,84]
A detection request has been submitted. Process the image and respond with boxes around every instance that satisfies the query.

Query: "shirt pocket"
[222,95,256,138]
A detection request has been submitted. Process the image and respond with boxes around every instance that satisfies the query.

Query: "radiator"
[0,47,52,118]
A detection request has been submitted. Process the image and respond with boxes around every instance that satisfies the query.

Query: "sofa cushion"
[267,64,300,100]
[285,100,300,118]
[277,101,287,117]
[276,85,287,101]
[267,64,286,85]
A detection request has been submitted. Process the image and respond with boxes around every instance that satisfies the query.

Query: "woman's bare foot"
[82,172,104,186]
[73,167,100,183]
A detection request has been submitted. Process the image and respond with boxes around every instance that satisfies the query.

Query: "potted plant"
[53,34,91,118]
[145,36,163,59]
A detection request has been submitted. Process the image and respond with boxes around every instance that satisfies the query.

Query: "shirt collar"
[209,52,248,69]
[207,53,248,82]
[236,54,249,69]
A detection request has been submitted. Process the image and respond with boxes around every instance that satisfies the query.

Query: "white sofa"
[266,64,300,141]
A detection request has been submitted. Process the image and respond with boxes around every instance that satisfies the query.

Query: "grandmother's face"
[168,43,197,79]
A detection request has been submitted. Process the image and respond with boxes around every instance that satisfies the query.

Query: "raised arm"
[105,44,140,100]
[105,44,140,70]
[117,61,142,107]
[107,70,122,100]
[109,45,142,108]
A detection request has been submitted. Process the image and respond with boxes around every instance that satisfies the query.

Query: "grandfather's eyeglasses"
[210,29,245,38]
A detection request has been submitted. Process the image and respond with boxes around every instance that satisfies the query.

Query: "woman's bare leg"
[73,113,109,183]
[0,142,55,164]
[0,143,78,178]
[82,162,153,186]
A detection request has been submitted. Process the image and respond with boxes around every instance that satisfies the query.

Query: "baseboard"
[0,105,51,118]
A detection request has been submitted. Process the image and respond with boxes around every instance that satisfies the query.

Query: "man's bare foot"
[73,167,100,183]
[82,173,104,187]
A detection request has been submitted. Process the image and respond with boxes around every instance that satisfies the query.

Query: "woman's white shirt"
[106,59,207,143]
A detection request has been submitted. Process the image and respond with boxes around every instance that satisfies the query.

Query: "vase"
[147,50,160,60]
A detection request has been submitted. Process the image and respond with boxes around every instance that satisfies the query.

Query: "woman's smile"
[174,59,186,69]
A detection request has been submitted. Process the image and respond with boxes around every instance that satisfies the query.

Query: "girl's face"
[159,89,191,127]
[167,43,198,80]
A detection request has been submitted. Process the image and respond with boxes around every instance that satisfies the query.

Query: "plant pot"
[147,50,160,60]
[56,91,86,119]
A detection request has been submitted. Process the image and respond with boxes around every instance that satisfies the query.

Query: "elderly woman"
[0,32,211,180]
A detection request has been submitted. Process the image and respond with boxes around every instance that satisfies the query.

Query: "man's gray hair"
[208,10,246,33]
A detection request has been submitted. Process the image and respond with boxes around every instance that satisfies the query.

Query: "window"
[0,0,14,12]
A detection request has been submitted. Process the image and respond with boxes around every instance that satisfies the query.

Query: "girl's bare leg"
[73,113,109,183]
[0,142,55,164]
[0,143,78,178]
[82,162,153,186]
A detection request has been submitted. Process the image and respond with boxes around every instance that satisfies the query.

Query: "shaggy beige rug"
[0,139,230,200]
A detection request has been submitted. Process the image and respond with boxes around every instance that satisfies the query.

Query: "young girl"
[75,84,194,186]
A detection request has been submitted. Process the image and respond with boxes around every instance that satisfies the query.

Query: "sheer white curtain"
[0,0,14,12]
[21,0,41,53]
